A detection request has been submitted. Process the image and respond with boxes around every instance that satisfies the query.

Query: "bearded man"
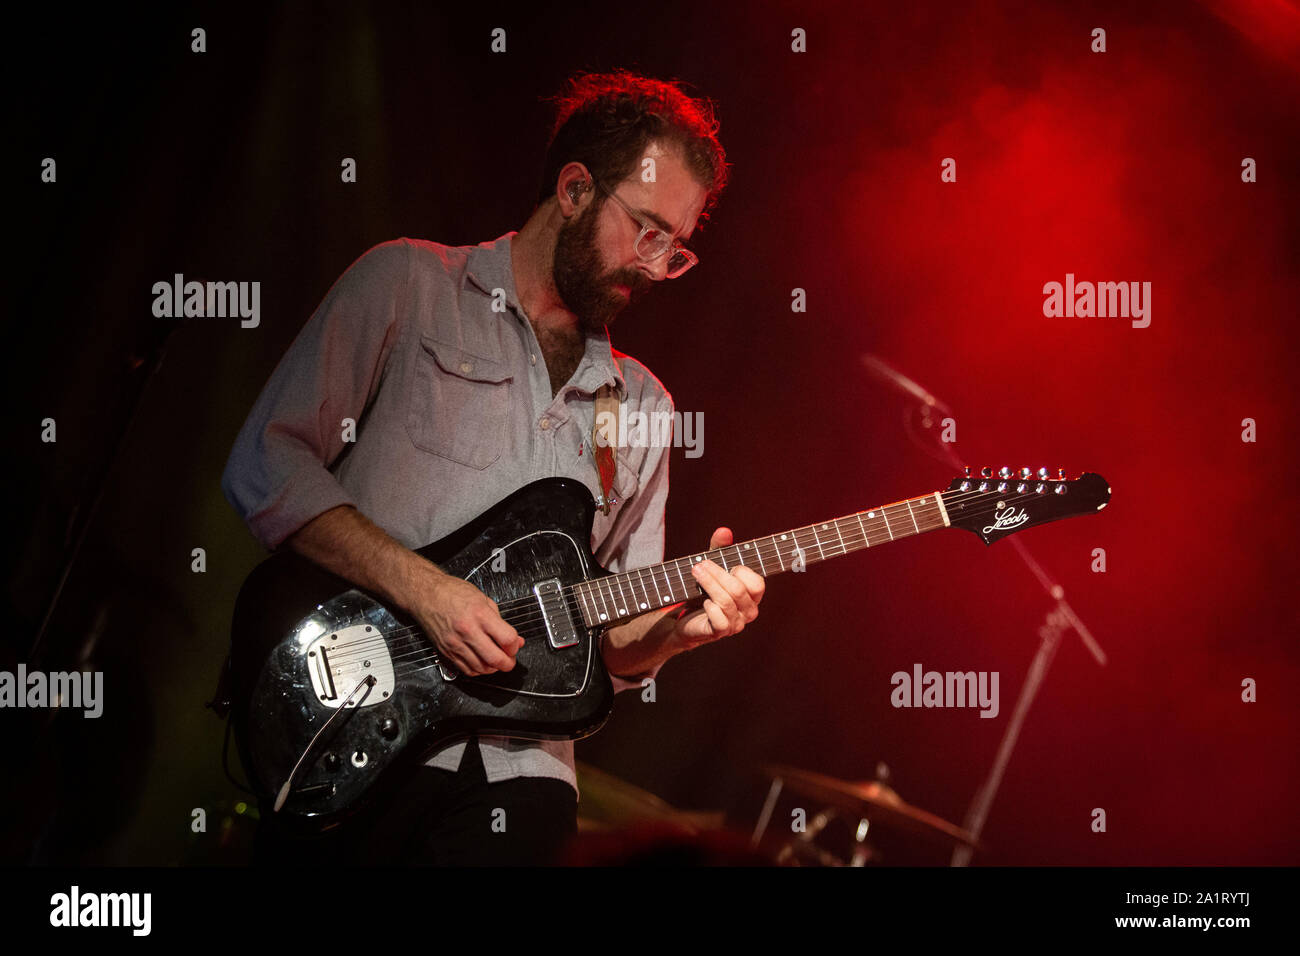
[222,70,764,865]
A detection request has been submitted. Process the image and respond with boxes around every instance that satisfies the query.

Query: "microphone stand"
[861,356,1107,867]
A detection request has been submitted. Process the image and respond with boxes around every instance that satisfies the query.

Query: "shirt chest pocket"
[406,333,512,469]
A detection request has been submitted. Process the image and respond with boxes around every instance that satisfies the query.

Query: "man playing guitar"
[222,70,765,865]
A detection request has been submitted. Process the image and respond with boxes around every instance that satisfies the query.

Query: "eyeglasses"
[592,178,698,279]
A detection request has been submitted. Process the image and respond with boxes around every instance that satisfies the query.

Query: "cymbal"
[576,761,724,833]
[763,764,980,848]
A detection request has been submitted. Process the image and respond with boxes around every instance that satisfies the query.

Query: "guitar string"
[318,483,1037,665]
[336,479,1052,645]
[317,484,1076,671]
[321,483,1077,666]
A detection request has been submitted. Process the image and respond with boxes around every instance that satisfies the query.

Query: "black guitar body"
[230,477,614,832]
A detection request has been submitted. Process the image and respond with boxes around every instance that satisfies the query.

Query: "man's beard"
[552,199,652,335]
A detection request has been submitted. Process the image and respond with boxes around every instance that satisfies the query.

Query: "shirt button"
[459,361,472,374]
[539,418,551,430]
[530,353,537,365]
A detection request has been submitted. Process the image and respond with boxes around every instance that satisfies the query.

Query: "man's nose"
[637,252,670,282]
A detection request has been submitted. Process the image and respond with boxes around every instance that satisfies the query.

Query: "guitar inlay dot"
[639,602,647,610]
[868,512,875,517]
[599,613,607,621]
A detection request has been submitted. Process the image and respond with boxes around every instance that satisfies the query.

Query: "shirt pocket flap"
[419,334,512,384]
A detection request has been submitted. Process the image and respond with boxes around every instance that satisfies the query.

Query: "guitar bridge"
[532,578,579,649]
[304,624,394,708]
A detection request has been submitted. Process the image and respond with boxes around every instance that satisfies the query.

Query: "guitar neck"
[572,490,951,627]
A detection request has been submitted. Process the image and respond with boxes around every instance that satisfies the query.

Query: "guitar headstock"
[942,467,1111,546]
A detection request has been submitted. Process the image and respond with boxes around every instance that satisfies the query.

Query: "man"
[222,70,765,865]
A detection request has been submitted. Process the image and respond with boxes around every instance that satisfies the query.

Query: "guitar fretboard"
[571,491,951,627]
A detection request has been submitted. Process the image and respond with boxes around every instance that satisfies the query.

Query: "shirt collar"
[464,232,626,400]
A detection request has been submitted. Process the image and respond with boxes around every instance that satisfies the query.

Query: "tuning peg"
[998,466,1012,479]
[980,466,992,478]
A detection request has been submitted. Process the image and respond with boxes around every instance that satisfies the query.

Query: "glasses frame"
[591,178,698,279]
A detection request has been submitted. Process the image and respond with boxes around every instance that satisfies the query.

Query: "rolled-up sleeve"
[221,239,410,550]
[598,392,674,693]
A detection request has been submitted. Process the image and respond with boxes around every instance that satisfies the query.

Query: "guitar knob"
[980,466,992,478]
[1019,467,1032,480]
[1037,467,1049,480]
[379,717,399,741]
[323,753,341,772]
[998,466,1012,479]
[1057,467,1066,480]
[964,465,971,478]
[1054,483,1067,495]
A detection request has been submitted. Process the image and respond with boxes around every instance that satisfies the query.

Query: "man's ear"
[557,162,592,213]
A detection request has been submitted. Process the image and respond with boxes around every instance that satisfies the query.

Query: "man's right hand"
[283,505,524,678]
[412,574,524,677]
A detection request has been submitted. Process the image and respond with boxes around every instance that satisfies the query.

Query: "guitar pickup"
[533,578,579,649]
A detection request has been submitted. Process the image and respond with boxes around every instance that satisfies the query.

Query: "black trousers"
[252,738,578,866]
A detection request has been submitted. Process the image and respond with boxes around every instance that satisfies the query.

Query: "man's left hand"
[673,527,765,650]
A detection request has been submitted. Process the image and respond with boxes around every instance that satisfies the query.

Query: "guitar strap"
[590,355,623,515]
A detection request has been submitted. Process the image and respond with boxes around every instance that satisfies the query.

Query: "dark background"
[7,0,1298,865]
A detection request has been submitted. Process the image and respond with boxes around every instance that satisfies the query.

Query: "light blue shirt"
[221,232,672,793]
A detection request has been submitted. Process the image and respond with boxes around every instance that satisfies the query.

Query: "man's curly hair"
[537,70,729,223]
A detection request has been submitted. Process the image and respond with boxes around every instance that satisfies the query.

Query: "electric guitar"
[229,467,1110,831]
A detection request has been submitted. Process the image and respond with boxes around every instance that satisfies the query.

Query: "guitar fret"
[576,585,594,625]
[614,576,630,616]
[773,535,786,570]
[856,512,869,547]
[628,573,643,614]
[831,520,847,554]
[881,508,895,541]
[675,561,689,599]
[634,567,654,610]
[904,499,920,533]
[594,580,612,622]
[810,526,826,561]
[753,542,767,574]
[628,568,645,611]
